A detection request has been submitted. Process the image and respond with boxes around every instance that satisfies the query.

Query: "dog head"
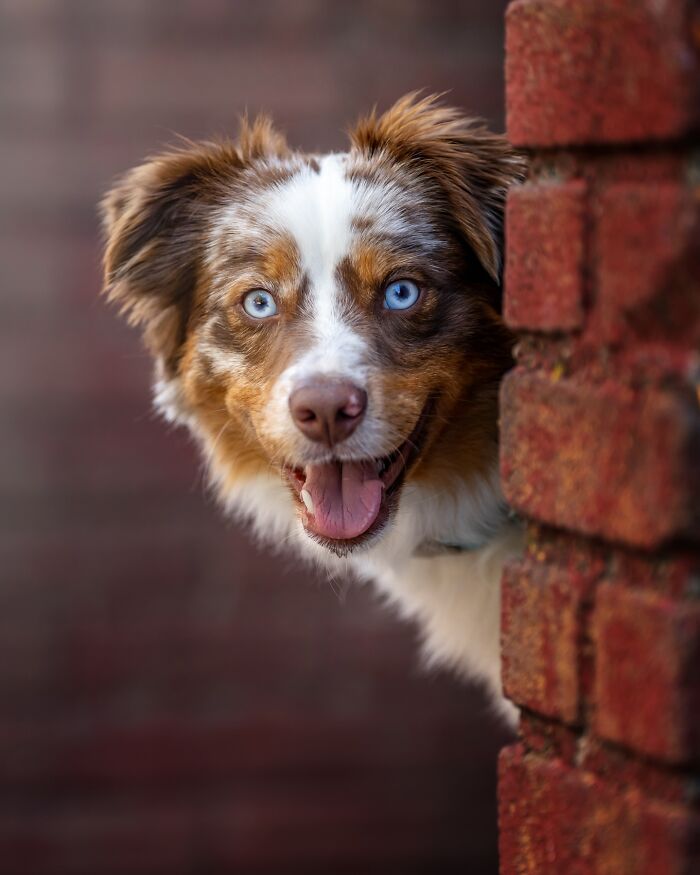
[101,94,524,556]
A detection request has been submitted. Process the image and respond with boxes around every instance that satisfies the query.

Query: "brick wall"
[498,2,700,873]
[0,3,515,873]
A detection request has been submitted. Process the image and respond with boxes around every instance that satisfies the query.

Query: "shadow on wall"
[0,2,512,873]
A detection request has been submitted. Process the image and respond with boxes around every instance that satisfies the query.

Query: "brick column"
[498,2,700,873]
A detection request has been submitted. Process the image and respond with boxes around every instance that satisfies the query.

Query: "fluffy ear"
[100,116,289,374]
[350,92,526,282]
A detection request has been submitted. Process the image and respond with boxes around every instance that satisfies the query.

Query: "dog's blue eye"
[384,279,420,311]
[243,289,277,319]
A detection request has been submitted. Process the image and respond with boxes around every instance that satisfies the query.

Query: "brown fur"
[100,116,291,374]
[350,92,524,284]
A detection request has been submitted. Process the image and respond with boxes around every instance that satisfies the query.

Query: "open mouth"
[283,401,433,553]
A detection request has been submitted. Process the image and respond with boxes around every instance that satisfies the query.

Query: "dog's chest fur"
[193,446,523,723]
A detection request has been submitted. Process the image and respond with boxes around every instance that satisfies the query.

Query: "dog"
[101,94,526,723]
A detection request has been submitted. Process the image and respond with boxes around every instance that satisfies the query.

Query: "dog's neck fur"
[160,378,521,724]
[219,455,522,725]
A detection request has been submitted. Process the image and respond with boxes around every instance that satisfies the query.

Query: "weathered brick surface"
[506,0,700,147]
[504,181,587,332]
[499,744,700,875]
[501,555,597,723]
[593,582,700,763]
[593,182,700,347]
[500,371,700,548]
[501,2,700,871]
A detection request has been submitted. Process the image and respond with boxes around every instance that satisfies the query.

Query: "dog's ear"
[350,92,526,283]
[100,116,289,374]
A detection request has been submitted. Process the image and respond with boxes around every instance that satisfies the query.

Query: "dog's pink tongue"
[304,460,383,540]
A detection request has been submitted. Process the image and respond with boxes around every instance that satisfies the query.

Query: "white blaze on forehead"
[261,154,370,457]
[265,153,365,376]
[266,153,354,294]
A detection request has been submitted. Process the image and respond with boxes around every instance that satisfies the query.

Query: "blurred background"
[1,2,513,873]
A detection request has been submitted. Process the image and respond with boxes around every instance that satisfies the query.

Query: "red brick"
[499,744,700,875]
[593,182,700,346]
[505,181,587,332]
[576,732,695,810]
[500,371,700,548]
[593,583,700,763]
[501,556,597,723]
[506,0,700,147]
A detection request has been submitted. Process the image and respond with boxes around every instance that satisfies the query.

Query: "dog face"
[102,95,524,556]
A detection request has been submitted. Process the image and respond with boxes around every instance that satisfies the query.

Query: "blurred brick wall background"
[0,2,512,873]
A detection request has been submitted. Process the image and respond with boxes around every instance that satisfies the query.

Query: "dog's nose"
[289,379,367,447]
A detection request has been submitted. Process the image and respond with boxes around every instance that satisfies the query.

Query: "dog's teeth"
[300,488,315,515]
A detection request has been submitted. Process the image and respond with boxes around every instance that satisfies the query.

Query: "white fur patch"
[199,315,245,376]
[231,450,521,721]
[153,363,190,427]
[266,155,353,290]
[265,154,365,364]
[260,155,374,459]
